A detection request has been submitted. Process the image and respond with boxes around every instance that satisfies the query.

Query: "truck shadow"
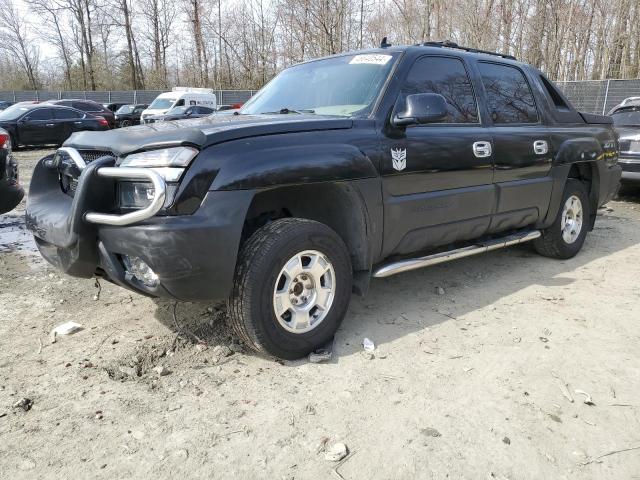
[151,209,639,363]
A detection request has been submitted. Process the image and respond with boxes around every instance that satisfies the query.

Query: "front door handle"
[473,141,492,158]
[74,121,83,125]
[46,123,55,127]
[533,140,549,155]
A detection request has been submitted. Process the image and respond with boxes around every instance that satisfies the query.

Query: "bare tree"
[0,1,41,89]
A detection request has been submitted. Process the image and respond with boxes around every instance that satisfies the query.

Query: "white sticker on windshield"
[349,54,392,65]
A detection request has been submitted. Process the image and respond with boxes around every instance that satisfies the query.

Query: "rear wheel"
[534,179,590,259]
[120,119,132,128]
[228,218,352,359]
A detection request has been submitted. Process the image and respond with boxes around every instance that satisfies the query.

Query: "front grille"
[77,150,114,163]
[59,149,114,197]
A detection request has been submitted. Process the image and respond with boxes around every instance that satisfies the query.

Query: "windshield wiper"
[262,107,315,115]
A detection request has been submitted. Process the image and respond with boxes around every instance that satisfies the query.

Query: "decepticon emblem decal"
[391,148,406,171]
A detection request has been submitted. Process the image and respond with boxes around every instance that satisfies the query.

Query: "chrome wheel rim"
[561,195,583,244]
[273,250,336,334]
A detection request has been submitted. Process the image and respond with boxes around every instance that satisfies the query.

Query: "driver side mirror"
[392,93,448,127]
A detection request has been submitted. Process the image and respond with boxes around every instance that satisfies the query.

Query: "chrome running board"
[373,230,541,278]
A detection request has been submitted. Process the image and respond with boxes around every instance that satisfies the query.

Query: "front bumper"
[619,156,640,183]
[26,155,252,301]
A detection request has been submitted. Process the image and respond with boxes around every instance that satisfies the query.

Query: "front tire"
[534,179,590,259]
[228,218,352,359]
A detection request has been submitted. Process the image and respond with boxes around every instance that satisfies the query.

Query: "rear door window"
[399,56,479,124]
[478,62,539,124]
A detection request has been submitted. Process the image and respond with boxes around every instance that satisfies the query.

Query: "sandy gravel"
[1,149,639,480]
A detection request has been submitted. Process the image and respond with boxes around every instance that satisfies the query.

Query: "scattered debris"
[420,427,441,437]
[435,286,445,295]
[538,336,549,343]
[308,337,334,363]
[316,436,330,454]
[324,442,348,462]
[551,371,574,403]
[362,338,375,352]
[52,321,83,336]
[13,398,33,412]
[548,414,562,423]
[580,445,640,466]
[575,389,595,406]
[0,412,7,419]
[154,365,170,376]
[332,450,357,480]
[36,338,42,354]
[502,436,511,445]
[93,278,101,301]
[95,410,103,420]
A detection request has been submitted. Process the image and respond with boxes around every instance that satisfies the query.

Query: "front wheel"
[228,218,352,359]
[534,179,590,259]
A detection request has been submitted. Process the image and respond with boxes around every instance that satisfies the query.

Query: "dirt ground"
[1,149,639,480]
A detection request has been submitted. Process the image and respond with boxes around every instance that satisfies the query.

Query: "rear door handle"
[533,140,549,155]
[74,121,83,125]
[472,141,492,158]
[46,123,55,127]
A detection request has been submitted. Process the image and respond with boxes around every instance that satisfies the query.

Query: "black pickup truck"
[26,42,621,359]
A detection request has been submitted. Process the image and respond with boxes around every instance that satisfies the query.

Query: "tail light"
[96,116,109,127]
[0,133,8,148]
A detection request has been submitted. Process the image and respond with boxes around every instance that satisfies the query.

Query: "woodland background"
[1,0,639,91]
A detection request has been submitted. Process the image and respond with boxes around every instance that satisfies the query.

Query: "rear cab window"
[397,55,479,124]
[477,62,539,124]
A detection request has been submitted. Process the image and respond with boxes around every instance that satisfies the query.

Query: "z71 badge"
[391,148,406,171]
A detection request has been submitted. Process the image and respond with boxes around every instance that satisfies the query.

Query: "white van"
[140,87,217,124]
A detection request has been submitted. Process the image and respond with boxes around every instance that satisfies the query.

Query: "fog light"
[118,181,155,209]
[122,255,159,287]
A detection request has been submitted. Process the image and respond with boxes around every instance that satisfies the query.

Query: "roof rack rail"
[419,41,517,61]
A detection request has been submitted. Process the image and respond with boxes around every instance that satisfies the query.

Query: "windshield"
[148,98,176,110]
[0,105,29,121]
[167,106,189,115]
[241,53,399,117]
[611,109,640,126]
[116,105,133,114]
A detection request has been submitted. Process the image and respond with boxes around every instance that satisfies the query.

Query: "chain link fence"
[0,90,258,106]
[554,79,640,114]
[3,79,640,114]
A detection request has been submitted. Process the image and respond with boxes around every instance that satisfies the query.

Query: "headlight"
[120,146,198,168]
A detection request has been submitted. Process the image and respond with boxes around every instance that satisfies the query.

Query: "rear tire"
[228,218,352,360]
[534,179,590,259]
[120,119,132,128]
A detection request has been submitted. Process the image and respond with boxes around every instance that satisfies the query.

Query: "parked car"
[144,105,215,123]
[46,99,115,128]
[608,98,640,183]
[140,88,217,123]
[0,101,15,111]
[0,127,23,214]
[0,104,109,148]
[103,102,128,113]
[114,104,148,128]
[26,42,621,359]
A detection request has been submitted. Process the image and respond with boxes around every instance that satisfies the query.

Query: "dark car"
[608,98,640,183]
[0,128,24,213]
[144,105,215,123]
[103,102,128,113]
[114,104,148,128]
[46,99,115,129]
[0,104,109,148]
[26,42,620,359]
[0,101,15,111]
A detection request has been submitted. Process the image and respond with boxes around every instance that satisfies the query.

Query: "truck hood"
[64,114,353,156]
